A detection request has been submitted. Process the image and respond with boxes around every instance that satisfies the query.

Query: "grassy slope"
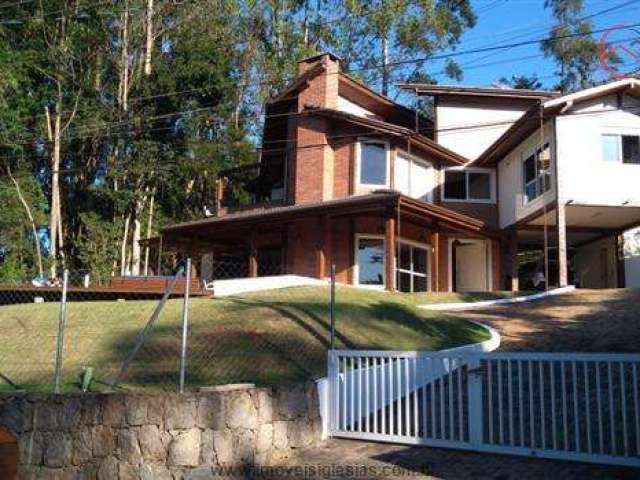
[0,286,489,392]
[404,290,536,305]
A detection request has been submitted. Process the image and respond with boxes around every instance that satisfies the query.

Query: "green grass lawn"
[0,286,489,393]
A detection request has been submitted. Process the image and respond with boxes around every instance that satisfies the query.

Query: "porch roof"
[161,192,497,243]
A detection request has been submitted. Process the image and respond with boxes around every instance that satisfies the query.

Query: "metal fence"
[0,261,336,394]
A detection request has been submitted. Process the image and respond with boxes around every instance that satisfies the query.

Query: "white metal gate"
[328,350,640,467]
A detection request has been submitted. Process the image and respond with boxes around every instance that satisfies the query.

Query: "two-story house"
[159,52,640,293]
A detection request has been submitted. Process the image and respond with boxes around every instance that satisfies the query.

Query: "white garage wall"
[625,227,640,288]
[555,93,640,208]
[573,236,618,288]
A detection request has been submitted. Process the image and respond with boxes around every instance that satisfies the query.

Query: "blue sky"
[425,0,640,89]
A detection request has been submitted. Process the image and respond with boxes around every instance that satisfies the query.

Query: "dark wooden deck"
[0,276,209,305]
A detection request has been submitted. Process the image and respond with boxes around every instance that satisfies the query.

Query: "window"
[522,143,551,204]
[357,237,385,286]
[395,153,433,202]
[443,170,492,202]
[396,241,430,293]
[359,142,388,186]
[601,134,640,164]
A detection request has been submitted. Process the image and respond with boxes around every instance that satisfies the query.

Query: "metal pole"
[53,269,69,393]
[330,264,336,350]
[179,258,191,393]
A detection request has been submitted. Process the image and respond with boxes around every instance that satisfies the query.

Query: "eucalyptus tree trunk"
[144,0,154,75]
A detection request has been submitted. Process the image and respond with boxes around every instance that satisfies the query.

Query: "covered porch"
[507,202,640,290]
[158,192,501,293]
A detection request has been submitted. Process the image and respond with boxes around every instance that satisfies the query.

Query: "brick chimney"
[292,52,342,204]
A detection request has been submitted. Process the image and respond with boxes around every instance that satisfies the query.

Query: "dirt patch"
[452,289,640,352]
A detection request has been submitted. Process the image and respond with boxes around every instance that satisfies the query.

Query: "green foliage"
[76,212,122,284]
[0,171,48,282]
[541,0,600,92]
[498,74,544,90]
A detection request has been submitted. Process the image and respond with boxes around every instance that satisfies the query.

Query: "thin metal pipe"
[53,269,69,393]
[179,258,192,394]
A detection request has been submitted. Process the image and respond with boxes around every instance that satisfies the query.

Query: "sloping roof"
[305,107,468,166]
[397,83,559,101]
[473,78,640,166]
[162,191,493,238]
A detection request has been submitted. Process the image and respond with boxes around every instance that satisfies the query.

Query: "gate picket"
[328,350,640,468]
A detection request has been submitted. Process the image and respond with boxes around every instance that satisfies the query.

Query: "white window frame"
[521,142,552,206]
[396,238,431,293]
[395,150,434,203]
[353,234,386,289]
[442,166,496,203]
[355,138,391,191]
[601,132,640,165]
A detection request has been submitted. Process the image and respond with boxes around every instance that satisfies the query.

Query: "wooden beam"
[385,213,396,292]
[509,228,519,292]
[430,230,440,292]
[248,232,258,278]
[616,234,626,288]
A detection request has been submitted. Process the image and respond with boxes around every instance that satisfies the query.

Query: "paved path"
[281,289,640,479]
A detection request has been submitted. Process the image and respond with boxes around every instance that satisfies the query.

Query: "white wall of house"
[555,93,640,208]
[437,99,530,159]
[625,227,640,287]
[337,95,380,119]
[573,236,618,288]
[498,122,556,228]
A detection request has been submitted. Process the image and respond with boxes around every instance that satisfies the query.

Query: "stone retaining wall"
[0,382,321,479]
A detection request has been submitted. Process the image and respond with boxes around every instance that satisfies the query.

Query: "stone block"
[275,385,306,420]
[168,428,201,467]
[287,420,314,449]
[256,390,273,424]
[144,396,164,426]
[196,395,224,430]
[255,424,273,453]
[71,428,93,465]
[165,396,196,430]
[36,401,60,431]
[212,430,233,466]
[0,398,33,433]
[138,424,166,461]
[118,428,143,465]
[232,429,254,465]
[272,421,288,450]
[44,432,73,468]
[225,392,258,430]
[59,398,84,431]
[103,396,127,427]
[97,456,119,480]
[125,396,148,426]
[185,466,214,479]
[18,431,44,466]
[139,464,173,480]
[199,429,216,466]
[92,425,116,458]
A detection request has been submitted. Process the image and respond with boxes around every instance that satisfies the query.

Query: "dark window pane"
[398,272,412,292]
[523,155,536,184]
[358,238,385,285]
[413,276,428,293]
[360,143,387,185]
[468,172,491,200]
[525,182,537,203]
[622,135,640,164]
[413,248,428,274]
[444,171,466,199]
[399,244,411,270]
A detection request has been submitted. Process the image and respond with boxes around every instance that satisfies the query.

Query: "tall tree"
[497,74,543,90]
[541,0,599,92]
[328,0,476,95]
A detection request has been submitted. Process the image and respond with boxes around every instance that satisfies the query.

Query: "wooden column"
[385,214,396,292]
[556,203,568,287]
[509,228,519,292]
[616,233,626,288]
[430,231,440,292]
[315,215,331,279]
[248,232,258,278]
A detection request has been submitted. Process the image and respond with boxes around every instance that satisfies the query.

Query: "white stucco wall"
[555,93,640,208]
[625,227,640,288]
[437,99,530,159]
[336,95,380,119]
[573,236,618,288]
[498,122,556,229]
